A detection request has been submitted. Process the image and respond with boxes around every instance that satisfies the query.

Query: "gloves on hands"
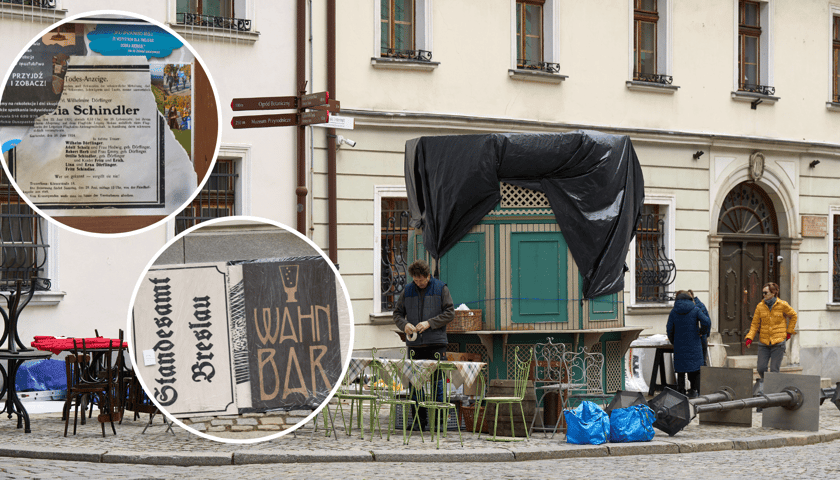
[786,333,791,340]
[745,338,752,348]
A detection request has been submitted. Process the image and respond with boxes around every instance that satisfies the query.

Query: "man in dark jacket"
[393,260,455,429]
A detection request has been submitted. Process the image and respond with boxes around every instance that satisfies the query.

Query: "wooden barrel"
[484,380,536,437]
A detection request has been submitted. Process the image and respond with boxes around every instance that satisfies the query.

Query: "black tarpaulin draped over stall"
[405,131,645,299]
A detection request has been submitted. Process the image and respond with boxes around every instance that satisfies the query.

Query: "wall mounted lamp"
[809,160,820,168]
[692,151,704,160]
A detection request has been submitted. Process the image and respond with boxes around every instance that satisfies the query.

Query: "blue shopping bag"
[609,404,656,443]
[564,401,610,445]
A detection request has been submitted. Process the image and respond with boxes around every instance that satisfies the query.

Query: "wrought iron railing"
[175,160,237,235]
[380,48,432,62]
[633,72,673,85]
[635,211,676,303]
[176,13,252,32]
[0,0,56,7]
[381,210,410,311]
[739,83,775,96]
[517,59,561,74]
[0,156,48,289]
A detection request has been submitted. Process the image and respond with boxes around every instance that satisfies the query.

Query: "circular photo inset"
[0,12,221,235]
[128,217,353,442]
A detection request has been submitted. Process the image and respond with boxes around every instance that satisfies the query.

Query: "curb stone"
[732,436,787,450]
[101,451,233,466]
[606,441,680,456]
[371,448,513,463]
[675,439,734,453]
[0,446,102,463]
[509,444,609,460]
[234,450,374,464]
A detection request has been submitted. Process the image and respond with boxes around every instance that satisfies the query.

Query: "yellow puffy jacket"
[746,298,797,346]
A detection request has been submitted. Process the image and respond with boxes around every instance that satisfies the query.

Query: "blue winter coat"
[666,298,711,373]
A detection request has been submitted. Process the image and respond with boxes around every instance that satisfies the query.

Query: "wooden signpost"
[230,90,335,129]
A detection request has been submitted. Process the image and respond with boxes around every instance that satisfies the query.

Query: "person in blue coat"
[666,290,711,397]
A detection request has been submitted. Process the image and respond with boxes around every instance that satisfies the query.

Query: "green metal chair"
[333,355,381,440]
[372,349,416,444]
[477,346,533,442]
[408,352,464,449]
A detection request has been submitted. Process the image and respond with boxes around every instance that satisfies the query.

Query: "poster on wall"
[0,17,197,216]
[240,257,342,410]
[132,263,236,417]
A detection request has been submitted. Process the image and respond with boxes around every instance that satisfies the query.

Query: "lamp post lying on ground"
[819,382,839,410]
[648,372,822,436]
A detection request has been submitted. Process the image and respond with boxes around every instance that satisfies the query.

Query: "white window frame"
[829,205,840,306]
[627,0,672,81]
[627,193,676,307]
[510,0,559,70]
[373,0,433,58]
[733,0,774,91]
[165,143,250,241]
[372,185,407,316]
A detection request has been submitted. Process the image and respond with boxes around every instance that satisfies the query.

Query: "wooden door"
[719,240,778,356]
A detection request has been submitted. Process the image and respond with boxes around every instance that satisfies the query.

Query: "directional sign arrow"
[230,96,297,111]
[300,110,329,126]
[231,113,298,129]
[299,91,329,108]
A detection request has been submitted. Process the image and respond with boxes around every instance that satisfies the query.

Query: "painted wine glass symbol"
[280,265,299,303]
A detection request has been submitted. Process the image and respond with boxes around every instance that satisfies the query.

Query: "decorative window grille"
[176,0,252,31]
[380,198,409,311]
[174,159,237,235]
[834,214,840,303]
[500,182,550,209]
[635,204,676,302]
[605,341,622,393]
[0,154,48,287]
[0,0,56,8]
[717,182,778,235]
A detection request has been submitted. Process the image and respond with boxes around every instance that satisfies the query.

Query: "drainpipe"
[327,0,337,263]
[295,0,307,234]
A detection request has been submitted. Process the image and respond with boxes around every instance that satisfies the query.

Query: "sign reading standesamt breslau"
[242,258,340,410]
[134,264,235,417]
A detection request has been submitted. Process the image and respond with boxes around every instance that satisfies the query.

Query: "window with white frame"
[375,0,432,62]
[736,0,774,95]
[831,207,840,304]
[511,0,558,73]
[373,186,409,314]
[631,0,671,84]
[629,196,676,305]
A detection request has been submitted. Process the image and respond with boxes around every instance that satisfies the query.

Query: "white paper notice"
[143,349,156,366]
[9,56,196,216]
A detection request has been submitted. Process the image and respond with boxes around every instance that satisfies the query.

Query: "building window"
[176,0,252,31]
[380,197,410,312]
[174,159,238,235]
[834,213,840,303]
[634,203,676,303]
[0,0,56,8]
[834,16,840,103]
[738,1,761,91]
[381,0,416,56]
[516,0,544,69]
[633,0,657,79]
[0,155,48,286]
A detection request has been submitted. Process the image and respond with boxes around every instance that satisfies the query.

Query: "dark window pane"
[744,2,759,26]
[394,0,411,22]
[381,0,389,21]
[394,23,412,51]
[175,159,238,235]
[640,0,656,12]
[525,4,541,36]
[834,214,840,302]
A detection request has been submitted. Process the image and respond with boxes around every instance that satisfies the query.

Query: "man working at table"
[393,259,455,430]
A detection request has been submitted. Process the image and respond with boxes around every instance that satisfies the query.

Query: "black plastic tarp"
[405,131,645,299]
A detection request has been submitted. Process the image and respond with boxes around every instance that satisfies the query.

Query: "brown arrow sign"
[300,110,329,126]
[299,91,329,108]
[231,113,298,129]
[230,96,297,111]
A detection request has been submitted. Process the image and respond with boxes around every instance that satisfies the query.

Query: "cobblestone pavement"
[1,401,837,456]
[0,440,838,479]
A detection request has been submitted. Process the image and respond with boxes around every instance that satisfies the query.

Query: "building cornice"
[340,108,840,155]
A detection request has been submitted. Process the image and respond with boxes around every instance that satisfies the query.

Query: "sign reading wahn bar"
[133,257,341,417]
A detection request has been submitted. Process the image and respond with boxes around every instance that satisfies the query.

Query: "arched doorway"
[718,182,780,357]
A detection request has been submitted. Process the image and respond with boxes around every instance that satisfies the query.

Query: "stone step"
[725,355,793,369]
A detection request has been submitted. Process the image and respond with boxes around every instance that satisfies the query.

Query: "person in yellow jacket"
[745,282,797,381]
